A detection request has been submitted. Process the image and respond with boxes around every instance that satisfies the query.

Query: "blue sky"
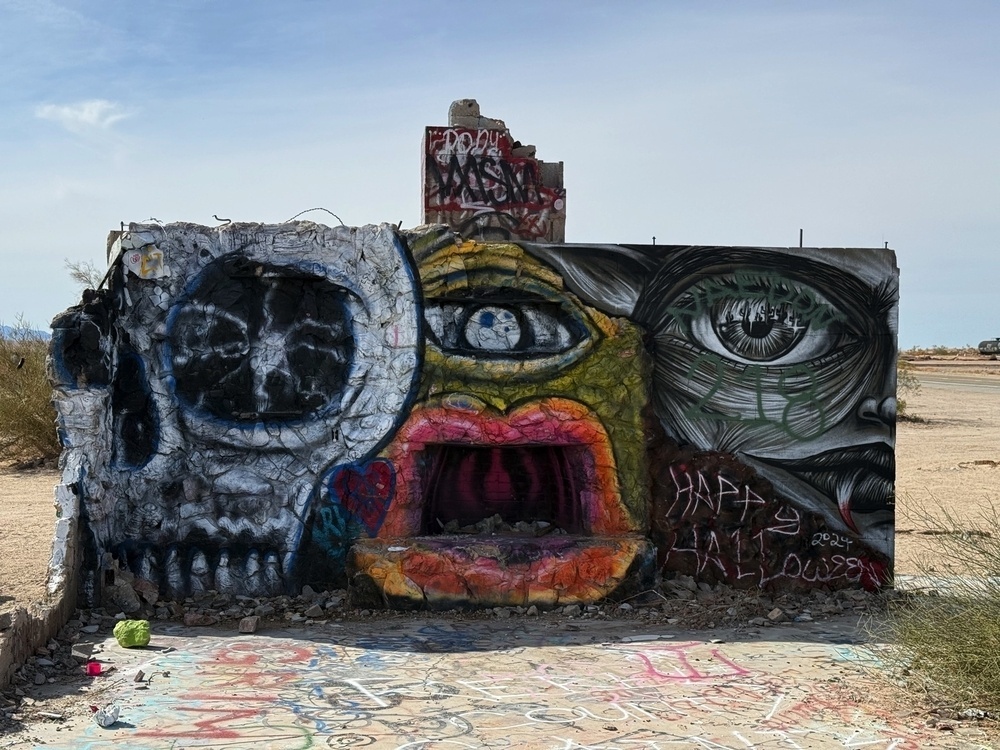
[1,1,997,347]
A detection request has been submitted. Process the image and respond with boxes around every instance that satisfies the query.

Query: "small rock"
[304,604,324,619]
[617,603,633,612]
[33,673,46,685]
[81,625,100,634]
[494,607,512,619]
[239,616,260,634]
[666,618,680,625]
[359,610,372,617]
[36,658,55,667]
[253,604,276,617]
[301,585,317,603]
[793,614,814,622]
[563,604,582,616]
[526,605,539,617]
[749,617,767,627]
[183,612,217,627]
[767,607,786,622]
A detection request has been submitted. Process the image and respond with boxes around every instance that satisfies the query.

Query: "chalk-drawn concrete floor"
[6,615,996,749]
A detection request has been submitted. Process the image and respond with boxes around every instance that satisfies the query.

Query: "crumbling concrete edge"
[0,478,81,689]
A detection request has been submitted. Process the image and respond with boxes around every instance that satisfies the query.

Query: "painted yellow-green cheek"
[417,318,651,528]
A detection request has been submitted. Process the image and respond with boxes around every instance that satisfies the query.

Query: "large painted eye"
[678,273,847,365]
[424,290,588,360]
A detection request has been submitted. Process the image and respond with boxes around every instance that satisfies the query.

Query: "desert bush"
[0,318,60,463]
[902,345,980,358]
[896,359,921,420]
[882,503,1000,712]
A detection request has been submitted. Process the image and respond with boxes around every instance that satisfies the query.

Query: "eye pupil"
[465,305,522,351]
[743,317,773,339]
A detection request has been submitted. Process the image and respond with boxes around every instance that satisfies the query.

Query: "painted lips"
[755,442,894,532]
[356,396,647,607]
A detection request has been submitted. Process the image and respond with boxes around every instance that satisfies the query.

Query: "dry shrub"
[0,319,60,463]
[896,359,921,420]
[883,501,1000,712]
[902,344,981,358]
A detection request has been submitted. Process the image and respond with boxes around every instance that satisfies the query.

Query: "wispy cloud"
[34,99,130,133]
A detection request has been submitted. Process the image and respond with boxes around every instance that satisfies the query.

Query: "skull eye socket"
[167,257,355,422]
[424,289,587,360]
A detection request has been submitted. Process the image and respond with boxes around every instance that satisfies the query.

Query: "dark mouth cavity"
[419,444,590,536]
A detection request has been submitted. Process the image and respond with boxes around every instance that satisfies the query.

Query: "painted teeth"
[138,548,157,582]
[264,551,282,596]
[165,547,185,598]
[189,550,211,593]
[134,546,288,599]
[214,550,235,593]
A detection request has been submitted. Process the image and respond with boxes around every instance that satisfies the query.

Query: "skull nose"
[250,332,293,414]
[857,395,895,426]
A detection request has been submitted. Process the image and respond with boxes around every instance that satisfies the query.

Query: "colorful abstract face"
[352,238,654,607]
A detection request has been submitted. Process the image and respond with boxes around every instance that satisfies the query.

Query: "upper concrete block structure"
[422,99,566,243]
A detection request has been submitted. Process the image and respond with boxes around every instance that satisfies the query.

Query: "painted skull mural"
[51,221,898,609]
[51,223,422,603]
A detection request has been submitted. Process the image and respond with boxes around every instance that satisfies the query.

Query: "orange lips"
[350,396,649,608]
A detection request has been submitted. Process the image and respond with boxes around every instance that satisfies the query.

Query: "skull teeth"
[131,545,289,599]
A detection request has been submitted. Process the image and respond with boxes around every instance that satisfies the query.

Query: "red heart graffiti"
[329,459,395,536]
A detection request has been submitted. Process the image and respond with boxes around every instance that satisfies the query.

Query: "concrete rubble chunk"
[239,616,260,634]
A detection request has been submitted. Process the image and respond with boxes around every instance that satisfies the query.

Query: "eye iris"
[713,299,806,361]
[465,306,521,351]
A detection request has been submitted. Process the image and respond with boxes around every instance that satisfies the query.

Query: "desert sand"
[1,364,998,610]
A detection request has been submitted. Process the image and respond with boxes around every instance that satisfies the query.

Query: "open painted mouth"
[420,444,589,535]
[350,396,653,608]
[753,442,894,532]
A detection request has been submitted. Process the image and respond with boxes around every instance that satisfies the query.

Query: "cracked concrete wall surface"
[48,219,897,610]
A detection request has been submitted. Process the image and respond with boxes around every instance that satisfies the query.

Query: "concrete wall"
[0,481,82,689]
[422,99,566,243]
[50,222,897,609]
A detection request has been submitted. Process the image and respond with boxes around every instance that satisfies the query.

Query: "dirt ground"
[895,360,1000,573]
[1,364,998,611]
[0,465,58,609]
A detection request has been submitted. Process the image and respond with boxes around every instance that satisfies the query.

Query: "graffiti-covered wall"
[51,222,897,609]
[422,99,566,243]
